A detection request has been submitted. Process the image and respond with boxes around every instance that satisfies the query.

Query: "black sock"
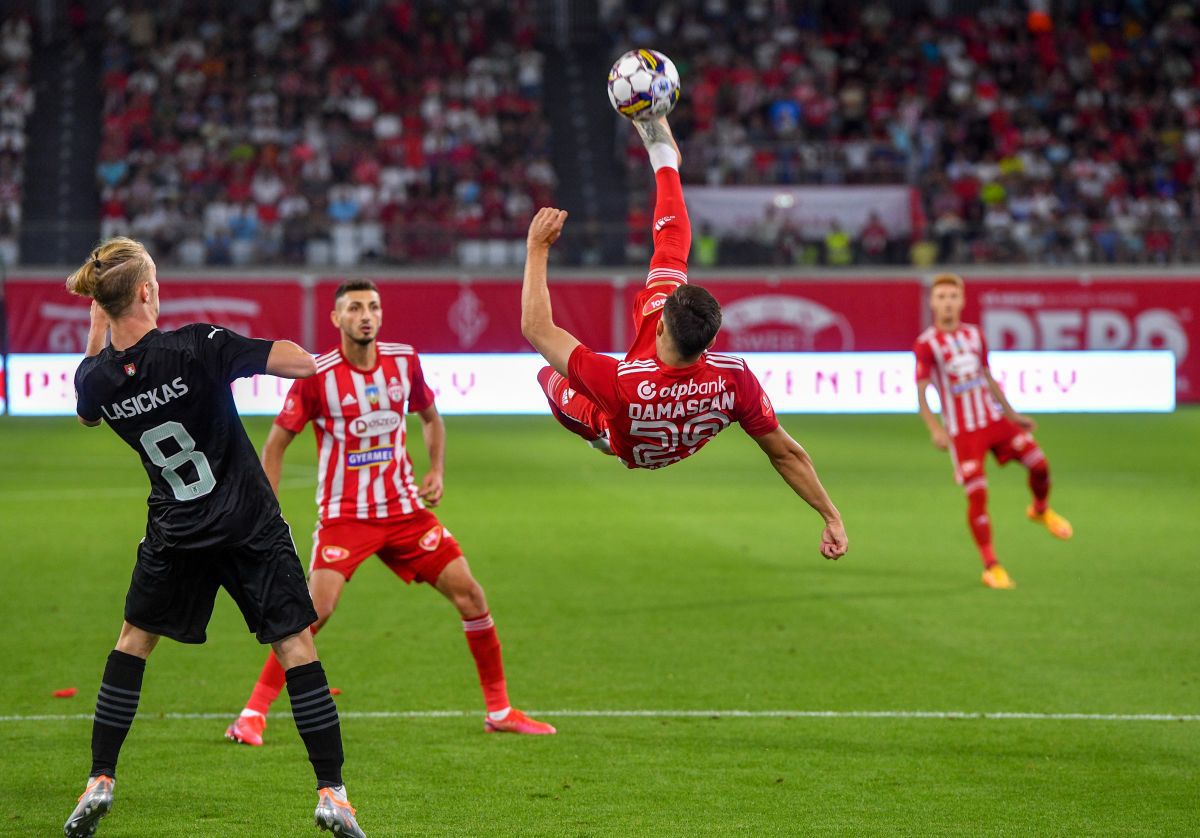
[90,650,146,778]
[285,661,344,788]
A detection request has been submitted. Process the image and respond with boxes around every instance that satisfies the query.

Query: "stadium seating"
[0,12,33,267]
[611,1,1200,265]
[95,1,554,267]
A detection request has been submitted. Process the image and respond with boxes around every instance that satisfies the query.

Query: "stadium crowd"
[0,12,33,267]
[95,0,553,267]
[613,0,1200,266]
[7,2,1200,267]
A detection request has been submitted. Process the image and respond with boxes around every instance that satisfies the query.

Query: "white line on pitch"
[1,710,1196,723]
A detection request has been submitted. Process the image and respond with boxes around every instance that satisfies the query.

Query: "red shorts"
[537,365,608,442]
[309,509,462,584]
[949,418,1044,485]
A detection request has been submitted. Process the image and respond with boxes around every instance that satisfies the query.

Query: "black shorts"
[124,518,318,645]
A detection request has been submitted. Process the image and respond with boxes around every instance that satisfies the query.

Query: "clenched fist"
[527,207,568,251]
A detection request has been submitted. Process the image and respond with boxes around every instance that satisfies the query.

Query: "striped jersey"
[275,342,435,521]
[567,346,779,470]
[913,323,1003,438]
[566,265,778,469]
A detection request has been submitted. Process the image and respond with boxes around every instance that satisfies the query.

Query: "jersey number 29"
[139,421,216,501]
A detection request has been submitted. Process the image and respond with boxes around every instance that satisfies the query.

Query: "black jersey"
[75,323,281,549]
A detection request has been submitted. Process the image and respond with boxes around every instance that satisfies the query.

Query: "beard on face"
[350,333,375,347]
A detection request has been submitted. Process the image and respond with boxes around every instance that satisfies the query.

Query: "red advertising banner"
[964,278,1198,400]
[314,279,614,353]
[622,280,925,353]
[5,279,305,353]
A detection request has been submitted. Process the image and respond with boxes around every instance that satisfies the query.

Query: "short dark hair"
[663,285,722,358]
[333,279,380,304]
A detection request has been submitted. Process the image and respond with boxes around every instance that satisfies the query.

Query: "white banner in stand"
[684,185,915,240]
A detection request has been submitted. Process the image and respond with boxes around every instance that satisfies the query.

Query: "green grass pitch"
[2,411,1198,836]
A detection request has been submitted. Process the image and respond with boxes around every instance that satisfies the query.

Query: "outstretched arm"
[753,426,848,560]
[521,207,581,376]
[266,341,317,379]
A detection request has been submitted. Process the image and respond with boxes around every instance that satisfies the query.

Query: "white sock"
[488,706,512,721]
[240,708,264,718]
[648,142,678,172]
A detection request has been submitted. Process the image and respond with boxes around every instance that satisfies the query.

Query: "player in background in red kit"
[914,273,1073,589]
[224,280,555,743]
[522,115,847,561]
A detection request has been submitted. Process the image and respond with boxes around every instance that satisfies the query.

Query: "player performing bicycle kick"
[521,116,848,561]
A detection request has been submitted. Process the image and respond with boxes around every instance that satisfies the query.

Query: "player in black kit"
[62,237,366,838]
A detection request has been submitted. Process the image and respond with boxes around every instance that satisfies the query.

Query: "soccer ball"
[607,49,680,121]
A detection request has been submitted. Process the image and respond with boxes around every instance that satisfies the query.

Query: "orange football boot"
[1027,505,1073,540]
[982,564,1016,589]
[484,708,557,735]
[225,713,266,746]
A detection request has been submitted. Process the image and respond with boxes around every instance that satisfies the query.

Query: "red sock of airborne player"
[1028,460,1050,515]
[245,623,323,716]
[462,612,510,714]
[649,168,691,277]
[966,482,997,569]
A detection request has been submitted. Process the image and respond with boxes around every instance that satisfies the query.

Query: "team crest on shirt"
[387,377,404,402]
[365,385,380,405]
[321,546,350,563]
[419,526,443,552]
[124,363,136,376]
[961,460,981,477]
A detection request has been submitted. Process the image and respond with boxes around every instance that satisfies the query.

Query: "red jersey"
[565,266,779,469]
[276,342,435,521]
[913,323,1003,439]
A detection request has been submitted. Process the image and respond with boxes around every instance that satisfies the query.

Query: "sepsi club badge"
[124,363,136,376]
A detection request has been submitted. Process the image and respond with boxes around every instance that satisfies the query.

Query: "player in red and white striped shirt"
[225,280,554,742]
[914,274,1073,589]
[522,115,847,561]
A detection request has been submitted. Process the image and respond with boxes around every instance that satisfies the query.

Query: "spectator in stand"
[608,0,1200,267]
[96,1,554,267]
[0,11,32,266]
[824,220,852,267]
[859,211,889,264]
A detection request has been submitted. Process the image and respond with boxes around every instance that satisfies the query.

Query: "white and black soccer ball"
[607,49,680,121]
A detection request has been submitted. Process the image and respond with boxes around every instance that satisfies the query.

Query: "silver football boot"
[63,775,114,837]
[315,785,366,837]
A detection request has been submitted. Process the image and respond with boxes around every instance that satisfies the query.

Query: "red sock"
[965,480,997,569]
[1028,458,1050,514]
[245,624,321,716]
[245,653,287,715]
[462,612,509,713]
[649,168,691,276]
